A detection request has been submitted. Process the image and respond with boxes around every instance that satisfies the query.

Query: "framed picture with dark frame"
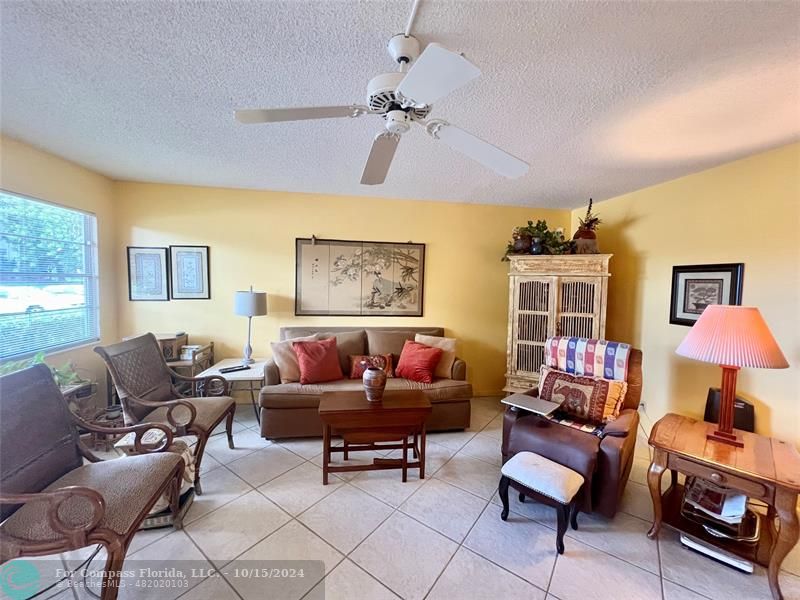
[669,263,744,326]
[127,246,169,301]
[169,245,210,299]
[295,237,425,316]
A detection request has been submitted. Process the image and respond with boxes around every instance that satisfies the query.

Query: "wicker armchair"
[0,364,185,600]
[95,333,236,494]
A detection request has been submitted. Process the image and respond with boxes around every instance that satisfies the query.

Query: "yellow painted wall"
[0,136,117,399]
[571,143,800,445]
[113,182,569,395]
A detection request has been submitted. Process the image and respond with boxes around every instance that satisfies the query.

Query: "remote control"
[219,365,250,374]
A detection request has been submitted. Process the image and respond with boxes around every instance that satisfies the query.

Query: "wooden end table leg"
[413,432,418,459]
[768,488,799,600]
[322,424,331,485]
[647,447,667,539]
[402,435,409,482]
[343,439,349,461]
[419,425,426,479]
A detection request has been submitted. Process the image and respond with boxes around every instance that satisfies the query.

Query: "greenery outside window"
[0,191,100,359]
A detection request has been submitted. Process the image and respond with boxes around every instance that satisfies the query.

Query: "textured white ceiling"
[1,1,798,208]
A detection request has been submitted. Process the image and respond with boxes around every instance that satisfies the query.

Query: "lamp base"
[707,430,744,448]
[241,357,255,366]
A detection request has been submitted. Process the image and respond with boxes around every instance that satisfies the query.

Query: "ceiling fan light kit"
[234,0,529,185]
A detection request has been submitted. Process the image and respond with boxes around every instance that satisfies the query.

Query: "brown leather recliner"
[502,348,643,518]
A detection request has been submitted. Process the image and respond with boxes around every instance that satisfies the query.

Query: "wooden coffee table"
[318,390,432,485]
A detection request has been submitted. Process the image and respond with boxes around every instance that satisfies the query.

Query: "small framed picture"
[128,247,169,301]
[670,263,744,326]
[169,245,210,299]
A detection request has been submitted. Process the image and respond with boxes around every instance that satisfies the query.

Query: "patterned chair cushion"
[539,366,628,425]
[545,337,631,381]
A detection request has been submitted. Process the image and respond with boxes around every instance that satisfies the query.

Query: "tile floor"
[12,398,800,600]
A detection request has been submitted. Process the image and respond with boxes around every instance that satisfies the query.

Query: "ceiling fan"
[234,0,529,185]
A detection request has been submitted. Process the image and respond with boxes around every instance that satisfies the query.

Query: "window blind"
[0,192,100,360]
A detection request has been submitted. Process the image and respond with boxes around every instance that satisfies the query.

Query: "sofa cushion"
[318,330,366,374]
[349,354,394,379]
[396,340,443,384]
[260,377,472,409]
[539,366,627,425]
[293,338,344,384]
[366,329,439,371]
[271,333,319,383]
[415,333,456,379]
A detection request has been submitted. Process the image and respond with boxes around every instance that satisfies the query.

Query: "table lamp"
[675,305,788,447]
[234,286,268,365]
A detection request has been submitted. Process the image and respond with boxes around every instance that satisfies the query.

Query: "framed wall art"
[169,245,210,299]
[127,247,169,301]
[295,238,425,316]
[669,263,744,326]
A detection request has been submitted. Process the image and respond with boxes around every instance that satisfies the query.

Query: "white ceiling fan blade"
[428,121,529,178]
[396,43,481,107]
[360,133,400,185]
[235,105,366,124]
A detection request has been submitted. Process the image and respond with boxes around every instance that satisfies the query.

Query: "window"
[0,191,100,359]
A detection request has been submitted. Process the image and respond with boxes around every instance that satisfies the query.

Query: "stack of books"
[180,344,203,360]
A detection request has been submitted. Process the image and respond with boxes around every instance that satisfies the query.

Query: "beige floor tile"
[490,490,557,529]
[427,429,478,451]
[549,536,661,600]
[226,443,304,487]
[307,559,400,600]
[309,449,385,481]
[463,505,557,589]
[618,481,655,521]
[127,526,172,555]
[459,433,502,466]
[298,484,393,553]
[629,457,651,486]
[427,546,546,600]
[660,527,799,600]
[184,467,251,524]
[186,490,290,567]
[351,512,457,600]
[258,462,342,515]
[783,536,800,576]
[435,453,501,499]
[178,574,240,600]
[382,439,454,477]
[399,478,488,542]
[198,452,222,475]
[350,465,425,507]
[204,428,269,464]
[231,521,343,600]
[662,580,712,600]
[233,408,260,428]
[209,419,247,438]
[481,412,505,440]
[565,510,660,574]
[469,405,501,431]
[276,437,327,459]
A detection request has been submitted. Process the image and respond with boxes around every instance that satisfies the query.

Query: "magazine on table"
[683,476,747,525]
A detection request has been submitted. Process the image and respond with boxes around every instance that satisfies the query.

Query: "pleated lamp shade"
[676,305,788,369]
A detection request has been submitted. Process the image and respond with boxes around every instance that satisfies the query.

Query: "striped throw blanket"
[544,336,631,381]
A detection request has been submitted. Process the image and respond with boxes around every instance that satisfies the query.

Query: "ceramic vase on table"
[362,367,387,402]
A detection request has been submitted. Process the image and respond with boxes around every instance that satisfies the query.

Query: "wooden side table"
[647,413,800,600]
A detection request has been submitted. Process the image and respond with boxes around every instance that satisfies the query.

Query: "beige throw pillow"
[270,334,319,383]
[414,334,457,379]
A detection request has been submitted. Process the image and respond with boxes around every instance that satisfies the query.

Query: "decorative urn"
[362,366,387,402]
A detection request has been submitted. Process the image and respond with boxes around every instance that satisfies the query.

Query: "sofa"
[259,326,473,439]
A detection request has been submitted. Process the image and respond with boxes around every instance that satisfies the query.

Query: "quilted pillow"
[538,366,627,425]
[395,340,443,384]
[349,354,394,379]
[292,338,344,385]
[270,334,319,383]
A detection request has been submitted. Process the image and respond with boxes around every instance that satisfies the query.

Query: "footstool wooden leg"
[499,475,511,521]
[570,501,580,531]
[556,504,569,554]
[519,492,525,503]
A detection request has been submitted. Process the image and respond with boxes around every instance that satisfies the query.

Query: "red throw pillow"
[395,340,443,384]
[292,338,344,384]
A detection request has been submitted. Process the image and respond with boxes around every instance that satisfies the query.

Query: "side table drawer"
[669,455,771,500]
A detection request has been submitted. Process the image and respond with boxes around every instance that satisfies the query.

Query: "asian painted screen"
[0,192,100,359]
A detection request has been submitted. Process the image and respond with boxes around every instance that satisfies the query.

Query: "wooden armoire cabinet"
[504,254,611,393]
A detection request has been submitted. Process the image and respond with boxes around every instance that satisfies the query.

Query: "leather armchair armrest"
[601,408,638,438]
[265,358,281,386]
[451,358,466,381]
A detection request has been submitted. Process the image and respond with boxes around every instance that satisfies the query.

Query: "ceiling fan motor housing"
[367,72,431,120]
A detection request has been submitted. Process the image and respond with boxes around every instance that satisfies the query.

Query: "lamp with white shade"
[234,286,268,365]
[675,305,788,447]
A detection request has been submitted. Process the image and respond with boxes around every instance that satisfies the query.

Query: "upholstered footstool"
[499,451,584,554]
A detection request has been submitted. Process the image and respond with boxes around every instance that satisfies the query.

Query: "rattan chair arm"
[122,394,198,434]
[169,372,231,396]
[70,413,175,453]
[0,486,106,549]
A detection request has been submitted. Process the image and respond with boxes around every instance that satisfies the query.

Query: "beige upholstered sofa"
[259,326,472,438]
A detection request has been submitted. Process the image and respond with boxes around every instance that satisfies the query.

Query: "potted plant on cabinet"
[573,198,602,254]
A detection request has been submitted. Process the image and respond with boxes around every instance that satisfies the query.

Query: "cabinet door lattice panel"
[516,343,545,374]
